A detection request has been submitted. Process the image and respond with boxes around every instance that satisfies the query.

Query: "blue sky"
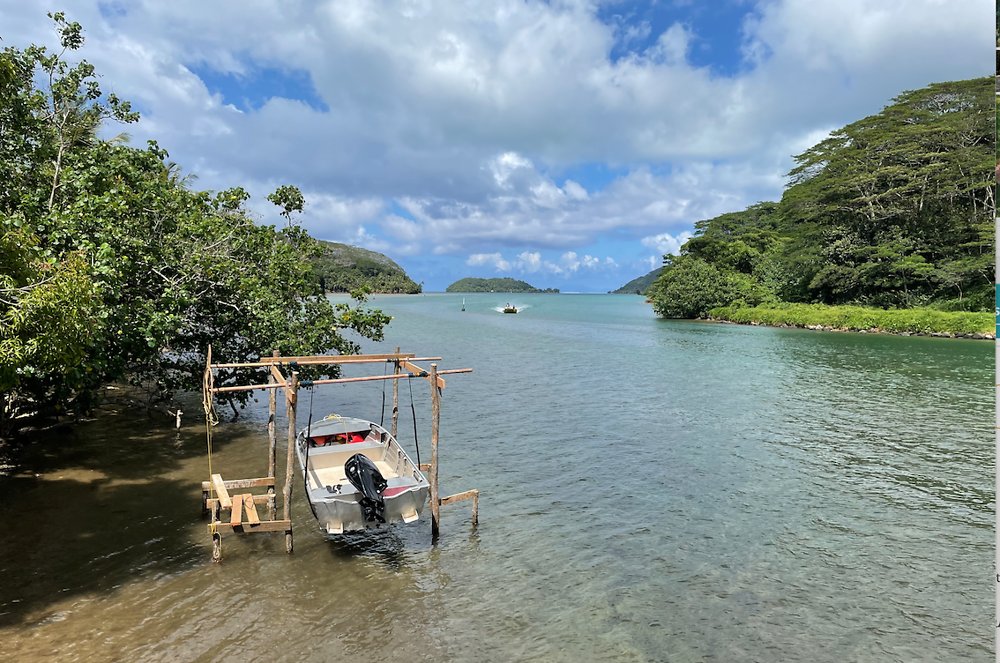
[5,0,992,291]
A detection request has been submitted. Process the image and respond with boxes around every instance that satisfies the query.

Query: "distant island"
[446,277,559,293]
[611,267,663,295]
[312,241,422,294]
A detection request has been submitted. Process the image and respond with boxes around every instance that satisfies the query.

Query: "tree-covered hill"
[649,77,994,321]
[611,268,663,294]
[311,241,422,294]
[446,277,558,293]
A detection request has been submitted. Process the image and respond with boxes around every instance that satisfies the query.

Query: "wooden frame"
[201,349,477,562]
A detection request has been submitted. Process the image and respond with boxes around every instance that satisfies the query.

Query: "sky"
[2,1,992,291]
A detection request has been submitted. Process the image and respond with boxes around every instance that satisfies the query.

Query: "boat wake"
[492,304,531,313]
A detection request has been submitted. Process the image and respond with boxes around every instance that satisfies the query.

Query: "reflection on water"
[0,293,992,662]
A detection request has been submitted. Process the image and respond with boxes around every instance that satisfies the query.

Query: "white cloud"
[641,230,694,256]
[1,0,987,270]
[467,252,512,271]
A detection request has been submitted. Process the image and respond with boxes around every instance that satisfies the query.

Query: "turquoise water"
[0,293,992,661]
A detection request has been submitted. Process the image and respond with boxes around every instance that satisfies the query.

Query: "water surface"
[0,293,992,661]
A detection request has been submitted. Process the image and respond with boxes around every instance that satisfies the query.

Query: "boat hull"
[295,417,429,534]
[309,484,429,533]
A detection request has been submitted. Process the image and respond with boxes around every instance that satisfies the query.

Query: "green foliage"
[446,277,558,293]
[708,303,991,335]
[0,15,392,434]
[266,184,305,226]
[311,241,422,294]
[650,257,773,319]
[650,78,994,322]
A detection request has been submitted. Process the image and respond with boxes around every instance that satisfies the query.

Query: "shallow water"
[0,293,992,661]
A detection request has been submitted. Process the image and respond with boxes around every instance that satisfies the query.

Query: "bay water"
[0,293,992,661]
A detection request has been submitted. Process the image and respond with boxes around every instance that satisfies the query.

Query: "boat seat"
[383,476,419,498]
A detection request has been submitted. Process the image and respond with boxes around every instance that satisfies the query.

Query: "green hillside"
[446,277,558,293]
[312,241,422,294]
[611,268,663,294]
[647,78,993,324]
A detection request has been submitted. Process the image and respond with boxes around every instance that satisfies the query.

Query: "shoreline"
[698,316,995,340]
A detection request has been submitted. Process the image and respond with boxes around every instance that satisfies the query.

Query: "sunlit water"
[0,293,992,661]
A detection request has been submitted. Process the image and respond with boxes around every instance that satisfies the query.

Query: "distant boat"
[296,416,429,534]
[503,306,517,314]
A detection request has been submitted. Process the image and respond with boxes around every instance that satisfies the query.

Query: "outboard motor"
[345,453,388,523]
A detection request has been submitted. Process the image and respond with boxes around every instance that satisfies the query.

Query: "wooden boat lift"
[201,347,475,562]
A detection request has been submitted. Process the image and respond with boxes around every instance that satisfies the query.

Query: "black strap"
[407,376,421,467]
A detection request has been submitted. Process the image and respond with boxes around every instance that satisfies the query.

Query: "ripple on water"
[0,294,992,662]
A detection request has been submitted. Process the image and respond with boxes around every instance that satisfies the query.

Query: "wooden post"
[429,363,441,536]
[267,349,278,519]
[283,371,298,553]
[472,491,479,527]
[391,346,400,438]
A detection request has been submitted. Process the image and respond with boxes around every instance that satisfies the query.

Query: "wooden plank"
[439,489,478,506]
[230,493,243,526]
[403,360,446,389]
[209,519,292,534]
[206,494,271,508]
[242,494,260,524]
[202,477,275,491]
[254,352,416,364]
[269,364,287,386]
[270,364,292,404]
[212,474,232,510]
[211,369,471,394]
[418,463,431,471]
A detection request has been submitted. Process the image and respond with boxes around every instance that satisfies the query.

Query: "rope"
[303,386,317,519]
[407,375,421,467]
[202,361,219,534]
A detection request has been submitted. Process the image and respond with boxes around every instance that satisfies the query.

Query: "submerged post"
[267,349,278,520]
[391,346,400,438]
[429,363,441,536]
[283,371,298,553]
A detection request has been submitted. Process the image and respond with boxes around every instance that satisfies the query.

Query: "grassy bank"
[707,303,994,338]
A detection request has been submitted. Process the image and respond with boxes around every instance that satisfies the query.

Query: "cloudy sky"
[3,1,991,291]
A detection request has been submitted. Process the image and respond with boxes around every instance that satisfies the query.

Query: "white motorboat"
[296,415,429,534]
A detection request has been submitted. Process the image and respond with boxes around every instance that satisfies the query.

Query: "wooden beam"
[253,352,417,364]
[418,463,431,472]
[202,477,275,492]
[439,489,478,506]
[243,494,260,525]
[212,474,232,510]
[206,494,272,508]
[210,369,472,394]
[209,519,292,534]
[403,360,446,389]
[230,493,243,526]
[269,364,287,387]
